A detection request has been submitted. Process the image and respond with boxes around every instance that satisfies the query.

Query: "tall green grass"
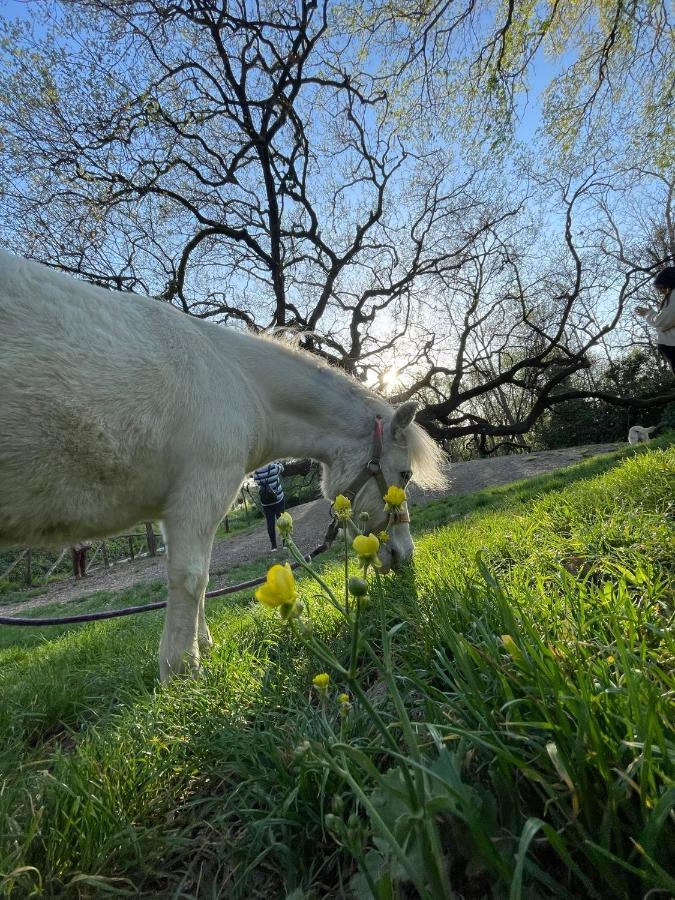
[0,445,673,897]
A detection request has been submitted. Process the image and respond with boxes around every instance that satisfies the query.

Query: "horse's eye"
[401,470,412,486]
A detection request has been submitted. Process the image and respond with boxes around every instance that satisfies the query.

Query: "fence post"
[128,536,135,560]
[25,548,32,586]
[1,548,28,580]
[45,549,67,580]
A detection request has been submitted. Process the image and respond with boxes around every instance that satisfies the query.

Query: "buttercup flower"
[276,511,294,538]
[383,485,406,510]
[352,533,381,569]
[377,530,389,544]
[312,673,331,691]
[256,563,297,610]
[333,495,352,521]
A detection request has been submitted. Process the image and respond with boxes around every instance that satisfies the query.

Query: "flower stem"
[348,597,362,677]
[285,537,345,616]
[343,524,350,616]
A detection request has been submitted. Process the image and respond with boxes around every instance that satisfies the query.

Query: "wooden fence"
[0,523,164,587]
[1,466,322,589]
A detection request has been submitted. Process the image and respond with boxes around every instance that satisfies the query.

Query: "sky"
[0,0,662,380]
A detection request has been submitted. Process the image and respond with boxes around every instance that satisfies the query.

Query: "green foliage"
[0,444,673,897]
[533,350,675,448]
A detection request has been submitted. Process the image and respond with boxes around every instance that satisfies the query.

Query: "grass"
[0,441,673,898]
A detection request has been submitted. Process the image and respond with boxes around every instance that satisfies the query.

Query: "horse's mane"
[258,331,448,489]
[407,421,448,489]
[255,329,384,406]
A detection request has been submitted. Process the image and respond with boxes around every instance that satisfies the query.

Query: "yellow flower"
[312,673,330,690]
[383,485,406,510]
[377,530,389,543]
[338,692,350,704]
[276,511,293,538]
[352,533,379,556]
[255,563,297,609]
[352,533,382,570]
[333,495,352,520]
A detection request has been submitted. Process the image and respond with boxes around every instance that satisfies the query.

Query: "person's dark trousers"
[263,498,285,549]
[658,344,675,375]
[72,548,87,577]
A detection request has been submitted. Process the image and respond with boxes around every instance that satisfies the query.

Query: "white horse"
[0,251,445,679]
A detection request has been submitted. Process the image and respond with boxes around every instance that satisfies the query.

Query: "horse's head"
[323,400,446,573]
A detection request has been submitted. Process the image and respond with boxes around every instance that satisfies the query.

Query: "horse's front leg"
[159,531,213,681]
[159,475,237,681]
[197,588,213,657]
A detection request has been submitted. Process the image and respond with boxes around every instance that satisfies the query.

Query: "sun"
[380,368,402,393]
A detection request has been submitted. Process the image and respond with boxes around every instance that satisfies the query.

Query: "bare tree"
[391,169,675,443]
[0,0,672,452]
[0,0,504,370]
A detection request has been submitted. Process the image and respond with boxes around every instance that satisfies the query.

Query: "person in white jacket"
[636,266,675,374]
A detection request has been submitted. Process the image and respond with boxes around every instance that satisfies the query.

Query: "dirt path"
[2,442,621,615]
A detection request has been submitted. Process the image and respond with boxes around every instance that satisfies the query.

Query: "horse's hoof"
[159,651,201,682]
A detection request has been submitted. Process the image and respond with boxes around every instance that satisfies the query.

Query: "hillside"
[0,441,673,898]
[1,441,622,615]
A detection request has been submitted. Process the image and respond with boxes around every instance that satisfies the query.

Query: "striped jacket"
[253,462,285,506]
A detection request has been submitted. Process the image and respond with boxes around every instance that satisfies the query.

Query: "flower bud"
[324,814,345,835]
[292,740,311,760]
[276,511,294,538]
[348,576,369,598]
[338,692,351,716]
[297,618,313,637]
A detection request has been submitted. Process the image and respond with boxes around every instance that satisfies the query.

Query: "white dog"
[627,425,656,445]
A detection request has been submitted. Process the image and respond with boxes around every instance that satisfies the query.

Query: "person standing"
[636,267,675,375]
[253,461,285,551]
[71,542,90,578]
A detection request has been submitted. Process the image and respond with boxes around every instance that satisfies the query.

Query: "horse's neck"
[241,335,385,469]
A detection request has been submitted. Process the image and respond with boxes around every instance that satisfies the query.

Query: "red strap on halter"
[371,415,385,462]
[373,415,384,439]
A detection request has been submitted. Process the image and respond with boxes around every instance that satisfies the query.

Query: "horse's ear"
[391,401,418,440]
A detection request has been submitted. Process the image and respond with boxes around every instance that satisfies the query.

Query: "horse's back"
[0,253,202,546]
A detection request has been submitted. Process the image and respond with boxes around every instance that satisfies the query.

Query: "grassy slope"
[0,441,673,898]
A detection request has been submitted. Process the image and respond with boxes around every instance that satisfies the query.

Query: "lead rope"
[0,518,339,628]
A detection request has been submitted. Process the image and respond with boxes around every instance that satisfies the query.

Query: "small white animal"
[627,425,656,445]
